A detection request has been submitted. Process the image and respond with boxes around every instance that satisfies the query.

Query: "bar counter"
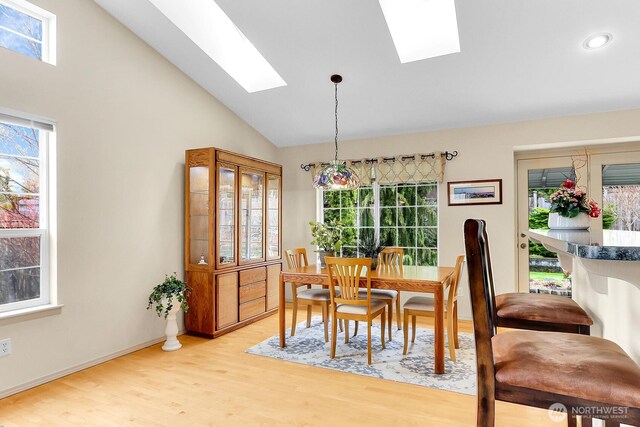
[526,229,640,364]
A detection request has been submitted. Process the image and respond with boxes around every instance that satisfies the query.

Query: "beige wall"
[0,0,277,395]
[279,109,640,319]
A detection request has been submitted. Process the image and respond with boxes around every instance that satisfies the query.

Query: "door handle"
[520,243,527,249]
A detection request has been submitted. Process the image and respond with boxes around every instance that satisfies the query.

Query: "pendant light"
[312,74,361,190]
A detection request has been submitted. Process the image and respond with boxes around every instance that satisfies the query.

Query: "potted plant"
[548,179,601,229]
[309,219,345,267]
[357,232,385,270]
[147,273,191,351]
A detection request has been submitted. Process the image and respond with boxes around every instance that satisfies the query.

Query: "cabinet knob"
[520,243,527,249]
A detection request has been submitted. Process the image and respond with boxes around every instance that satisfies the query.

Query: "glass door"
[517,157,584,294]
[217,164,236,268]
[188,165,210,266]
[240,169,264,263]
[266,174,280,260]
[590,152,640,245]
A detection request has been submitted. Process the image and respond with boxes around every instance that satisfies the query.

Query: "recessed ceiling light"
[378,0,461,64]
[583,33,613,50]
[148,0,286,93]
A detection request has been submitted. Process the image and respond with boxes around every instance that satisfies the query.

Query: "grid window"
[0,0,56,64]
[321,182,438,266]
[0,117,50,313]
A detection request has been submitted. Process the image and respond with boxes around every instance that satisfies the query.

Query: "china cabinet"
[184,148,282,337]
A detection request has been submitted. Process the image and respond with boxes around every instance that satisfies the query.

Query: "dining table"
[279,264,455,374]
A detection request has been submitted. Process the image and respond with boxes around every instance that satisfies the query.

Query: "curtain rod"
[300,150,458,172]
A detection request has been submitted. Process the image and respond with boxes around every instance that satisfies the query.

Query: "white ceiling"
[95,0,640,147]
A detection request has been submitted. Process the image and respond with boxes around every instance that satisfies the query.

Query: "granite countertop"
[527,229,640,261]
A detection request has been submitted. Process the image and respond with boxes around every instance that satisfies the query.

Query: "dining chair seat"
[364,289,397,299]
[402,296,439,311]
[496,293,593,327]
[337,300,386,315]
[493,330,640,408]
[298,289,332,301]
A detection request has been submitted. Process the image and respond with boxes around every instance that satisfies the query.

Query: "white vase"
[162,297,182,351]
[547,212,590,230]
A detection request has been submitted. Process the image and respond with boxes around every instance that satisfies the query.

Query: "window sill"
[0,304,64,325]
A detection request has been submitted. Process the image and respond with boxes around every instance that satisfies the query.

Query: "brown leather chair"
[464,219,640,427]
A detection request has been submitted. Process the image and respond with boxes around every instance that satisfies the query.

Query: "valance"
[303,151,456,185]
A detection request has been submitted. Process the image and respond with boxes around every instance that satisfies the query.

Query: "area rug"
[246,317,477,395]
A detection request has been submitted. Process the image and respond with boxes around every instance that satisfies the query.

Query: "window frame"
[317,181,439,266]
[0,116,51,314]
[0,0,56,65]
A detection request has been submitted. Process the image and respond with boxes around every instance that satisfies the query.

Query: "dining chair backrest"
[325,257,372,307]
[464,219,498,392]
[447,255,466,305]
[379,247,404,267]
[285,248,308,269]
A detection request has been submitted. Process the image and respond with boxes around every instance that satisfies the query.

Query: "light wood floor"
[0,309,563,426]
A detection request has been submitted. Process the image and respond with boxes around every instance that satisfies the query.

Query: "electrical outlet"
[0,338,11,357]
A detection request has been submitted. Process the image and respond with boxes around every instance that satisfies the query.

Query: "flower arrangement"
[550,179,601,218]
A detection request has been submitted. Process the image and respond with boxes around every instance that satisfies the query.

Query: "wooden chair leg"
[411,316,417,343]
[291,296,299,337]
[330,312,338,359]
[322,303,329,343]
[603,421,620,427]
[581,417,593,427]
[567,413,577,427]
[344,320,350,344]
[403,309,409,355]
[306,305,312,328]
[396,292,402,330]
[453,302,459,349]
[447,312,456,362]
[387,300,393,341]
[367,318,372,365]
[381,310,386,350]
[353,321,359,337]
[477,392,495,427]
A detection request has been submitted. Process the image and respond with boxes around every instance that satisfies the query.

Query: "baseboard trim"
[0,331,185,399]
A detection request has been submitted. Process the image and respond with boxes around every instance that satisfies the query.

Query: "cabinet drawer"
[239,281,266,303]
[239,267,266,285]
[239,297,265,321]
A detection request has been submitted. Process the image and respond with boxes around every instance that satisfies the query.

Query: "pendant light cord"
[334,81,339,162]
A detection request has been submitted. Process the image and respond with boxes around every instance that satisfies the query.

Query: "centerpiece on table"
[309,219,345,267]
[357,233,385,270]
[548,179,601,229]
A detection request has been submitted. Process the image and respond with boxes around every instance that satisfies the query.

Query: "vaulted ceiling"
[95,0,640,147]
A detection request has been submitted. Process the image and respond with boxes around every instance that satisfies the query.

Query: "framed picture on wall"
[447,179,502,206]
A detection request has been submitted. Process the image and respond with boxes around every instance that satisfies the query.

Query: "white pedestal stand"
[162,297,182,351]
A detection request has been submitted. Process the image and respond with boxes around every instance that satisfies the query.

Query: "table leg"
[279,274,286,348]
[434,286,445,374]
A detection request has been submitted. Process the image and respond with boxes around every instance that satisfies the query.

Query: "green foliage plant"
[309,219,346,252]
[357,232,385,260]
[147,273,191,318]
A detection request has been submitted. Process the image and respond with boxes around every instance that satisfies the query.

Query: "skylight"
[378,0,460,64]
[148,0,286,93]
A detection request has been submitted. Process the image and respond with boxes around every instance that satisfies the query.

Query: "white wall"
[0,0,277,395]
[279,109,640,319]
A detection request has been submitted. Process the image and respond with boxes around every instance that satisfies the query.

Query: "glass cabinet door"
[240,170,264,262]
[266,174,280,259]
[217,164,236,267]
[189,165,209,266]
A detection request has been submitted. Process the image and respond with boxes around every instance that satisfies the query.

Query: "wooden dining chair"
[464,219,640,427]
[326,257,386,365]
[285,248,331,342]
[358,247,403,340]
[402,255,464,361]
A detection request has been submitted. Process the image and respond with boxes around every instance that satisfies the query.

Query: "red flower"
[588,200,601,218]
[562,179,575,189]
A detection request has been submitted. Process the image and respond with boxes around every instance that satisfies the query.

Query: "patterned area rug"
[246,317,477,395]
